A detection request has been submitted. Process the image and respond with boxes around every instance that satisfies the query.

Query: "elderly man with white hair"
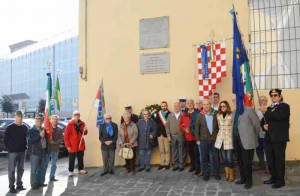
[99,113,118,176]
[254,95,269,173]
[48,115,64,181]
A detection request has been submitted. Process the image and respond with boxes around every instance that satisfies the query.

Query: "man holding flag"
[231,9,260,189]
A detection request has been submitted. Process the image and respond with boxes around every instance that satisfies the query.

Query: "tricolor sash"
[158,110,167,126]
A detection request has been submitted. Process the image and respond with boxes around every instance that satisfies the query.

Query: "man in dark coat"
[262,89,290,189]
[154,101,171,170]
[120,105,139,124]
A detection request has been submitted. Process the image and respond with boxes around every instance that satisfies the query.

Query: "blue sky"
[0,0,78,55]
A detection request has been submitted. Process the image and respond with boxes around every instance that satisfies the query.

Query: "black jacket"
[99,122,118,150]
[27,126,49,155]
[154,111,170,137]
[120,113,139,124]
[4,123,28,152]
[262,102,290,142]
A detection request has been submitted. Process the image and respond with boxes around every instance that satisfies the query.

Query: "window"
[249,0,300,89]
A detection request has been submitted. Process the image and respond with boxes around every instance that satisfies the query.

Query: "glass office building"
[0,30,78,117]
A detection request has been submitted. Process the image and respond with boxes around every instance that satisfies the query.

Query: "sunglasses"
[105,118,111,120]
[270,94,279,97]
[220,105,227,108]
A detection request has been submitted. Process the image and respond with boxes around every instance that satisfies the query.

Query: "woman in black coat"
[99,113,118,176]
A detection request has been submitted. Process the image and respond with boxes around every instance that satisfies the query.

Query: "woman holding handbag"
[118,112,138,175]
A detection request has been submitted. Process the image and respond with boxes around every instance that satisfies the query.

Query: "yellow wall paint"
[78,0,299,167]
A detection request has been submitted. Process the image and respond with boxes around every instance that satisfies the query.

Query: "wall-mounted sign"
[140,16,169,50]
[140,52,170,74]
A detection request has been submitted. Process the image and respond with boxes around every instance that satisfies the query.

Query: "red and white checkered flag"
[197,40,226,100]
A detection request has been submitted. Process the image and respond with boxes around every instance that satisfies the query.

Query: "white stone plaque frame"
[140,16,169,50]
[140,52,170,74]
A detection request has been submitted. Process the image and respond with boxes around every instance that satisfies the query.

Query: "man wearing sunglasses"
[262,89,290,189]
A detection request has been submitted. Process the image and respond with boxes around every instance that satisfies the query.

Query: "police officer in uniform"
[179,96,188,113]
[120,105,139,124]
[262,89,290,189]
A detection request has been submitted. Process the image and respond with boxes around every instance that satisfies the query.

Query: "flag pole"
[78,78,103,149]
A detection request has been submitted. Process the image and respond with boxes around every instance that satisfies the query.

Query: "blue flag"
[200,45,209,79]
[96,80,106,126]
[231,10,249,114]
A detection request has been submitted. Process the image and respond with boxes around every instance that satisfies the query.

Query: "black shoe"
[179,168,185,172]
[100,171,108,176]
[188,168,195,172]
[244,182,253,189]
[172,167,179,171]
[235,179,246,185]
[39,184,47,187]
[9,188,17,193]
[49,178,58,182]
[158,165,165,170]
[263,178,276,184]
[31,186,40,190]
[138,168,145,172]
[202,175,209,181]
[214,175,221,180]
[194,171,199,176]
[122,164,127,168]
[109,170,115,175]
[126,169,132,173]
[16,186,26,191]
[146,168,150,172]
[272,182,285,189]
[165,166,170,170]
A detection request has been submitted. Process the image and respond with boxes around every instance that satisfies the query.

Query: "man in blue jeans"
[136,110,157,172]
[48,115,64,181]
[28,116,49,190]
[195,100,220,181]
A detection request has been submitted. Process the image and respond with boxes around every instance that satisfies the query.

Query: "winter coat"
[64,119,88,153]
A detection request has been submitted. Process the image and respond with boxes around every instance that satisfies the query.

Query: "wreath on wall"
[139,104,162,119]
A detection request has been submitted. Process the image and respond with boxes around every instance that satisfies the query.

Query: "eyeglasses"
[270,94,278,97]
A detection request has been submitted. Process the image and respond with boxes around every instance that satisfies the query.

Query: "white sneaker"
[68,172,74,177]
[78,170,88,175]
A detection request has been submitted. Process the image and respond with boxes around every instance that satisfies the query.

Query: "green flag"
[54,76,62,111]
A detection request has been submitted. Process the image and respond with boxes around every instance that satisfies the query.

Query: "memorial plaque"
[140,16,169,49]
[140,52,170,74]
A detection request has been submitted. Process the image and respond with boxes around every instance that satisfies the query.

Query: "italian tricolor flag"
[44,73,53,138]
[54,75,62,111]
[242,61,253,107]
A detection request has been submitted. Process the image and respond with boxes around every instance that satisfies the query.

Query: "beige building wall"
[78,0,299,167]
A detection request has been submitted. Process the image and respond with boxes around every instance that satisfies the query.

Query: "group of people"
[4,110,88,193]
[99,89,290,190]
[3,88,290,193]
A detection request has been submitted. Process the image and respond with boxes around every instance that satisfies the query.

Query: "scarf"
[124,121,130,143]
[105,122,114,137]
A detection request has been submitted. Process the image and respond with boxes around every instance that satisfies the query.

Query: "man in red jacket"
[64,111,88,177]
[179,99,200,175]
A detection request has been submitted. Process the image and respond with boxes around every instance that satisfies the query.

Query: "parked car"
[0,118,68,156]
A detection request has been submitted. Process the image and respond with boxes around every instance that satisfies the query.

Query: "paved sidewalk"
[0,154,299,196]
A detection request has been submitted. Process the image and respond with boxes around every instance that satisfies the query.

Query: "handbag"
[119,144,134,159]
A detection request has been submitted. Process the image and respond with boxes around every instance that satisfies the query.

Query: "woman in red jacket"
[64,111,88,177]
[179,99,200,175]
